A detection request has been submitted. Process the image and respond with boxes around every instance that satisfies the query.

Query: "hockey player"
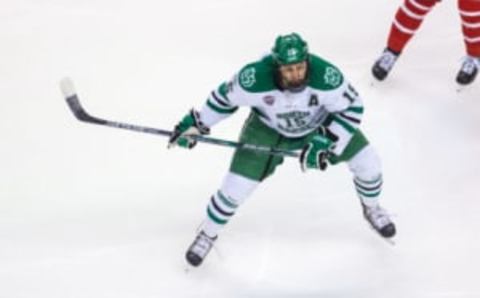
[169,33,396,267]
[372,0,480,85]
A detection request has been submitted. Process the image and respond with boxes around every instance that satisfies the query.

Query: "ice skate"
[372,48,399,81]
[362,203,396,238]
[185,231,217,267]
[456,56,480,85]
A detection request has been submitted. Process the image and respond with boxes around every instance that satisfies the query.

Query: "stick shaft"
[60,78,300,158]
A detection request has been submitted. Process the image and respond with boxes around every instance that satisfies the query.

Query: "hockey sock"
[387,0,439,53]
[459,0,480,57]
[354,175,383,208]
[203,190,239,238]
[201,172,258,238]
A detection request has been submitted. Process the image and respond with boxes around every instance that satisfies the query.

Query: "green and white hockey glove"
[300,134,334,171]
[168,109,210,149]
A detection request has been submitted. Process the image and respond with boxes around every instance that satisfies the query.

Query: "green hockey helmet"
[272,33,309,65]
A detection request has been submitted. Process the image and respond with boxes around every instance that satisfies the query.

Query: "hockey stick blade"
[60,77,174,138]
[60,77,107,125]
[60,77,299,158]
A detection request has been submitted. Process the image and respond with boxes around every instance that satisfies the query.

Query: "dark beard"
[274,63,309,93]
[283,79,307,92]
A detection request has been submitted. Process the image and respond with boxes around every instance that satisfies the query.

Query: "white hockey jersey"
[199,54,364,156]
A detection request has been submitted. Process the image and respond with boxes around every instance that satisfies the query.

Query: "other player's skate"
[456,56,480,86]
[185,231,217,267]
[372,48,399,81]
[362,203,396,239]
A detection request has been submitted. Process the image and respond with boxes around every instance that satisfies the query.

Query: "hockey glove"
[300,134,334,171]
[168,109,210,149]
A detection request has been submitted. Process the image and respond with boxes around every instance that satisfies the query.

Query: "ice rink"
[1,0,480,297]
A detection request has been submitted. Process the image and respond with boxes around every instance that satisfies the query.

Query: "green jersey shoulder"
[234,54,345,93]
[237,55,277,93]
[308,54,345,91]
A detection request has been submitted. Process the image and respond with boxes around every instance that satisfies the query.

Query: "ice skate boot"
[185,231,217,267]
[372,48,400,81]
[362,204,396,238]
[456,56,480,85]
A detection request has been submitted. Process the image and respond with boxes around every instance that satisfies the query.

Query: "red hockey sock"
[459,0,480,57]
[387,0,439,53]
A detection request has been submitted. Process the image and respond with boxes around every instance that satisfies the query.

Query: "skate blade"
[369,78,379,88]
[184,263,195,273]
[455,78,477,93]
[182,246,223,273]
[456,84,466,93]
[365,224,396,245]
[183,259,201,273]
[383,237,396,246]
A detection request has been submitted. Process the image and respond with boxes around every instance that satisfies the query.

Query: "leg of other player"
[456,0,480,85]
[372,0,439,80]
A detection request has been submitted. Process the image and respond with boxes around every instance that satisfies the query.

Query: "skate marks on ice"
[184,225,398,297]
[454,81,480,94]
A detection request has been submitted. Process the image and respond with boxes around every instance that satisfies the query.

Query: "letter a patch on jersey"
[308,94,319,107]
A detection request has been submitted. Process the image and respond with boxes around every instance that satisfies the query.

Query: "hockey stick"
[60,77,300,158]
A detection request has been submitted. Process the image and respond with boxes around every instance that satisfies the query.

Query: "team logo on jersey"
[240,67,256,88]
[263,95,275,106]
[308,94,319,106]
[276,111,312,134]
[324,66,342,87]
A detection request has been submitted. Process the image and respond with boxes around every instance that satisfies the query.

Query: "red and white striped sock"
[387,0,439,53]
[459,0,480,57]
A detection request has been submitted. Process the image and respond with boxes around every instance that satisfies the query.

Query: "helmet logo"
[287,48,298,60]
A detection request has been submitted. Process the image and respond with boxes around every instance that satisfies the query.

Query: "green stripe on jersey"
[346,106,364,114]
[332,115,356,133]
[218,83,231,101]
[207,99,238,114]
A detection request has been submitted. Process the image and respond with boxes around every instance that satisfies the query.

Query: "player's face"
[279,61,308,89]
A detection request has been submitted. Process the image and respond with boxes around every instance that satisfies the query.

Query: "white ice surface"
[1,1,480,297]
